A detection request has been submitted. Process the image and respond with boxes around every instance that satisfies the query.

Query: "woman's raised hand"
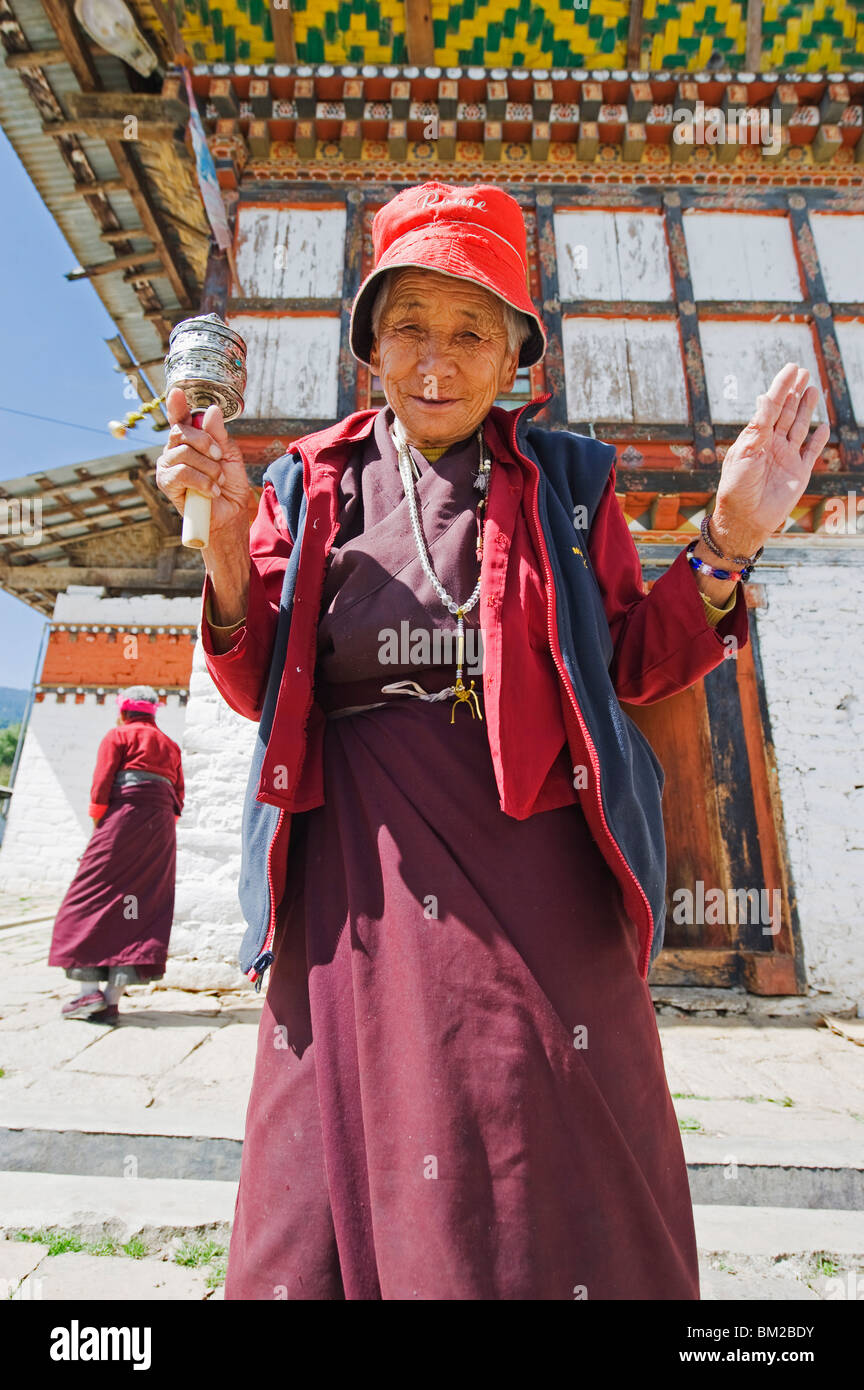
[155,387,252,538]
[711,362,831,558]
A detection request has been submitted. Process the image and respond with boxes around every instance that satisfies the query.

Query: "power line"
[0,404,125,438]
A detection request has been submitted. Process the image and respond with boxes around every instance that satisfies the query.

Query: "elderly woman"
[49,684,184,1023]
[156,183,826,1301]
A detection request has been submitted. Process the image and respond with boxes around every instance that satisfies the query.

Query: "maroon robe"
[224,411,699,1300]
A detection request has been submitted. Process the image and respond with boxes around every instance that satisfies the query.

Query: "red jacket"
[89,718,184,820]
[201,400,749,980]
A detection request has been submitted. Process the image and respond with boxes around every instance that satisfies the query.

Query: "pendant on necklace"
[450,608,483,722]
[450,676,482,723]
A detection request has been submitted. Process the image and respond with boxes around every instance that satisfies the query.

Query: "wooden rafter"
[104,335,167,429]
[100,228,153,244]
[5,43,107,66]
[128,462,178,536]
[66,250,168,280]
[2,513,153,559]
[56,177,128,198]
[4,504,144,538]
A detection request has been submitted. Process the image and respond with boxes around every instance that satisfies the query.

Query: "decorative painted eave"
[175,0,864,74]
[172,63,864,181]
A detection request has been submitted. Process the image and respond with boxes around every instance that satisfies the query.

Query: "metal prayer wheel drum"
[164,314,248,549]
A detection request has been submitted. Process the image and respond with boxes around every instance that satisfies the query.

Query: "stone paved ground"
[1,893,862,1300]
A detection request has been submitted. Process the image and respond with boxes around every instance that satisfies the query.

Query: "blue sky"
[0,128,165,689]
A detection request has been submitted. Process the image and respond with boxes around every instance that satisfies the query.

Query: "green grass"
[741,1095,795,1107]
[173,1239,227,1269]
[205,1256,228,1289]
[11,1228,226,1278]
[87,1238,120,1257]
[672,1092,710,1100]
[13,1228,150,1259]
[15,1229,84,1256]
[815,1256,839,1277]
[0,1069,4,1079]
[678,1116,703,1132]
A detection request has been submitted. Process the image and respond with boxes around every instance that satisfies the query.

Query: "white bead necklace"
[389,416,491,722]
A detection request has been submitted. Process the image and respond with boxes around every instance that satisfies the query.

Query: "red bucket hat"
[349,182,547,369]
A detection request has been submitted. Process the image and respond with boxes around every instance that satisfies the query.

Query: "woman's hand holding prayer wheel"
[156,387,251,534]
[156,387,253,637]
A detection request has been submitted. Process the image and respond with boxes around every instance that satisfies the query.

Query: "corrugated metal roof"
[0,443,168,566]
[0,443,161,495]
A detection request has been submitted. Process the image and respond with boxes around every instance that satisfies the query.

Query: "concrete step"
[1,1175,862,1301]
[696,1204,864,1302]
[2,1123,862,1209]
[0,1170,236,1246]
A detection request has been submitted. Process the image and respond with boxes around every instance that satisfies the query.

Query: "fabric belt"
[113,769,173,788]
[320,670,479,720]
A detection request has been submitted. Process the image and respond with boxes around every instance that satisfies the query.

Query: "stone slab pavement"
[2,921,861,1155]
[1,914,863,1298]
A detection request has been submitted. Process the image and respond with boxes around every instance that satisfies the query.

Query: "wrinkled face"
[369,268,520,451]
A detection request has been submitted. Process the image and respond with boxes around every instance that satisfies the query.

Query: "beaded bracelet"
[686,540,758,583]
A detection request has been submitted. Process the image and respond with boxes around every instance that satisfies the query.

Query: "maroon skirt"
[48,781,176,978]
[225,693,699,1301]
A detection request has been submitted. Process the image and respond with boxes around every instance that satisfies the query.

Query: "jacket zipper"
[248,806,285,990]
[246,436,328,991]
[509,406,655,974]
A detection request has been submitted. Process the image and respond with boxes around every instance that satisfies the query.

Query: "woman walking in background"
[49,684,184,1024]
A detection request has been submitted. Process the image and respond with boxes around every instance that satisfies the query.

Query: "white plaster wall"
[53,588,201,626]
[754,564,864,1011]
[168,636,259,989]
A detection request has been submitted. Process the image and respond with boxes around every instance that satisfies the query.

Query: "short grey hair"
[369,269,532,357]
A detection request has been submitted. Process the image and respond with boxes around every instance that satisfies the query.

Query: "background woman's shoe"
[61,990,107,1019]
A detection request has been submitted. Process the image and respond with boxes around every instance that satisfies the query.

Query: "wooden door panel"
[621,622,803,993]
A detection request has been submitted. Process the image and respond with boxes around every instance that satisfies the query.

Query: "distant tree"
[0,723,21,786]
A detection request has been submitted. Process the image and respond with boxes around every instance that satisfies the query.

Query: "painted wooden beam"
[786,196,863,470]
[270,2,297,64]
[626,0,643,71]
[745,0,763,75]
[662,192,716,466]
[404,0,434,66]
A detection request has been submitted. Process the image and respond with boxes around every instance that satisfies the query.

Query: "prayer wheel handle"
[181,408,211,550]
